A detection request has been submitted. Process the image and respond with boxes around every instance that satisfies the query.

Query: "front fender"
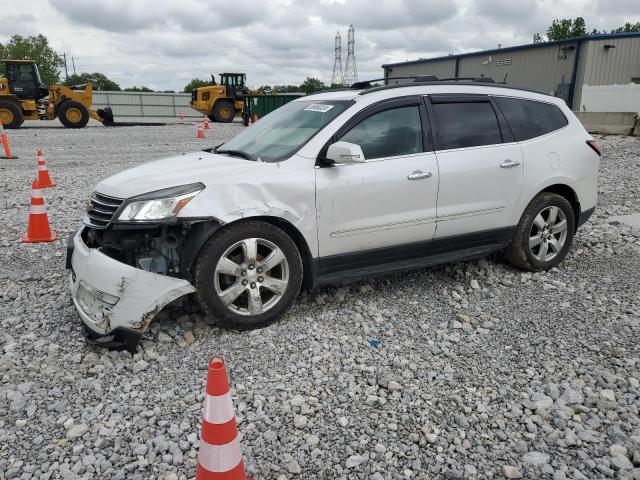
[178,171,318,257]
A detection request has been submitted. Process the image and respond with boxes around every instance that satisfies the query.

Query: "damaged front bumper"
[68,228,195,351]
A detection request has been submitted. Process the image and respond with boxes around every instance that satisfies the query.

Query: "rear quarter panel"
[511,109,599,224]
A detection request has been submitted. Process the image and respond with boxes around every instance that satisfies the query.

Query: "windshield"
[218,100,352,162]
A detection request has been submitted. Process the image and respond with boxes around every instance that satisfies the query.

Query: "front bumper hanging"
[67,228,196,352]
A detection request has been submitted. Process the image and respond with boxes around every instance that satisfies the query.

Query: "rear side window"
[340,106,423,159]
[432,102,502,150]
[494,97,568,141]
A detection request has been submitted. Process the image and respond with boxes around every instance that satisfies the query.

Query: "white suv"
[68,79,601,350]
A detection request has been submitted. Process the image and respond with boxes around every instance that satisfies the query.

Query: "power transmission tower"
[342,25,358,85]
[330,31,342,87]
[63,53,69,81]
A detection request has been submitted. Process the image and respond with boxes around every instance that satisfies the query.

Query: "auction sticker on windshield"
[304,104,335,113]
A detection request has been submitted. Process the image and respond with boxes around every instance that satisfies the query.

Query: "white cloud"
[0,0,637,91]
[0,13,38,36]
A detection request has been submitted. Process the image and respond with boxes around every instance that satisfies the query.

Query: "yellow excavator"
[0,59,113,129]
[189,73,247,123]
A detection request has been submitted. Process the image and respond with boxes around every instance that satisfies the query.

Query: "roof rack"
[349,75,499,89]
[307,74,546,97]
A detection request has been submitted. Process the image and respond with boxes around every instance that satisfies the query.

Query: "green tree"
[183,78,213,93]
[272,84,301,93]
[612,22,640,33]
[0,34,63,86]
[539,19,640,42]
[546,17,587,41]
[298,77,325,94]
[124,86,153,92]
[64,72,120,91]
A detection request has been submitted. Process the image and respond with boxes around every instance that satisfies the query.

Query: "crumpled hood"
[96,151,263,199]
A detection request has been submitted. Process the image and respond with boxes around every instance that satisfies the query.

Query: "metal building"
[382,32,640,112]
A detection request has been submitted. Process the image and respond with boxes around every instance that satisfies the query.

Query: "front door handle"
[407,170,433,180]
[500,159,521,168]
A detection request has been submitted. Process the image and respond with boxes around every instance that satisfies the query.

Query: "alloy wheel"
[528,206,568,262]
[214,237,289,316]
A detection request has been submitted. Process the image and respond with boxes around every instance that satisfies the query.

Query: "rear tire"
[212,100,235,123]
[0,100,24,129]
[506,192,575,271]
[58,100,89,128]
[193,221,303,329]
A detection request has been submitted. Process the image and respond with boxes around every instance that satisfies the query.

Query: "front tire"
[193,221,303,329]
[0,100,24,129]
[212,100,235,123]
[506,192,575,271]
[58,100,89,128]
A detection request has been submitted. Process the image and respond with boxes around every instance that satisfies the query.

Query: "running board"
[314,243,503,285]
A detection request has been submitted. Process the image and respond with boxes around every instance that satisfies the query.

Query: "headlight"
[117,183,204,222]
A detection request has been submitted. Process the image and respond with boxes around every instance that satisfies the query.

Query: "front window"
[340,106,423,160]
[217,100,352,162]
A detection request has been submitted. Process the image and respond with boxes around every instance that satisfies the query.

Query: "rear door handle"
[407,170,433,180]
[500,159,521,168]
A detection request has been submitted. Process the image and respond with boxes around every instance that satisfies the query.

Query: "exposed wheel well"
[540,184,580,222]
[237,216,315,289]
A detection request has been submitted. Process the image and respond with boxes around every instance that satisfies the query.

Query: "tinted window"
[495,97,568,141]
[340,106,423,159]
[433,102,502,150]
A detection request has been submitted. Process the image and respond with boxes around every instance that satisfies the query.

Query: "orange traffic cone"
[196,355,249,480]
[22,180,57,243]
[197,124,204,139]
[0,120,18,159]
[37,149,56,188]
[204,117,210,130]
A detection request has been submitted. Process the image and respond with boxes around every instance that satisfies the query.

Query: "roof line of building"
[381,31,640,68]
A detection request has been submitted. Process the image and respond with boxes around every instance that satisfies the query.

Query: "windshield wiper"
[215,149,256,161]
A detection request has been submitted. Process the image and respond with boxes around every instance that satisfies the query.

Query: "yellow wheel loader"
[189,73,247,123]
[0,59,114,129]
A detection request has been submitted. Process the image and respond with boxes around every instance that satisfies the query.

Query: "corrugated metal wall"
[457,44,576,98]
[382,36,640,111]
[90,91,200,118]
[580,37,640,86]
[385,58,456,83]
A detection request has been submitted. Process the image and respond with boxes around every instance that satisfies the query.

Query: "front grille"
[83,192,124,229]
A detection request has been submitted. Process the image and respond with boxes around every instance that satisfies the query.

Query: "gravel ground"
[1,124,639,480]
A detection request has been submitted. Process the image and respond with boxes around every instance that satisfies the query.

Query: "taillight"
[587,139,602,156]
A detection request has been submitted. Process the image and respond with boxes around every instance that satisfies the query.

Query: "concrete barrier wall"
[90,91,201,118]
[574,111,640,135]
[580,84,640,114]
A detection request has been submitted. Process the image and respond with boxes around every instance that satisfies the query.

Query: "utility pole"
[72,56,76,76]
[330,31,342,87]
[342,25,358,86]
[63,53,69,81]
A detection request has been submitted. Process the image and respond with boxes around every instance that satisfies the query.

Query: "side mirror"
[325,141,366,165]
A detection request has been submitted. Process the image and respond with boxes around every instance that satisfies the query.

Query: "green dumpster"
[243,93,305,125]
